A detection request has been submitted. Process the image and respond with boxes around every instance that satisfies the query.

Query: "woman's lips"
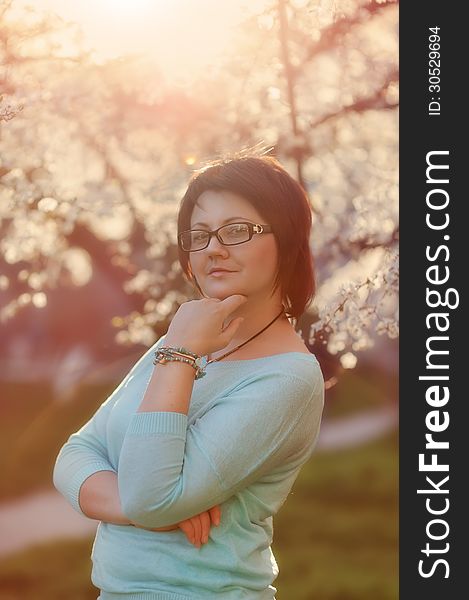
[208,270,235,277]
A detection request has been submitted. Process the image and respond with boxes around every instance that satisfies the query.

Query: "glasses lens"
[218,223,250,245]
[181,230,209,251]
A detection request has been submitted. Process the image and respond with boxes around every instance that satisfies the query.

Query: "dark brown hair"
[177,155,316,320]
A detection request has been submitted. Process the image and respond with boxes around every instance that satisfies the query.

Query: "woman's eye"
[227,224,245,234]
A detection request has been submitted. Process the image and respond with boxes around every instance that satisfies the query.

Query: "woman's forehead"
[190,190,262,224]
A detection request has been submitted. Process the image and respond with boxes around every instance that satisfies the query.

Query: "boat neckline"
[203,351,318,364]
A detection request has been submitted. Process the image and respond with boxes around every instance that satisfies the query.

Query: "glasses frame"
[178,221,273,252]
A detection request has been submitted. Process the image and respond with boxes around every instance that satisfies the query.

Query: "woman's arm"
[80,470,221,546]
[79,470,181,529]
[79,471,132,525]
[53,337,167,516]
[78,470,185,530]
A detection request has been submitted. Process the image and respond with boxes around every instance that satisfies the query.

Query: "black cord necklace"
[206,308,286,365]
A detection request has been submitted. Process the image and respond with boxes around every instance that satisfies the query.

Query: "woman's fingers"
[209,504,221,527]
[177,519,195,545]
[192,514,202,548]
[199,510,211,544]
[178,506,222,548]
[179,514,202,547]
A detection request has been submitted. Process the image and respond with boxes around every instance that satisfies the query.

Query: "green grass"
[323,365,398,420]
[0,538,98,600]
[0,382,52,499]
[0,381,115,501]
[273,432,398,599]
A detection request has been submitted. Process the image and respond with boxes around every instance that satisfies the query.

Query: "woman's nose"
[205,234,229,255]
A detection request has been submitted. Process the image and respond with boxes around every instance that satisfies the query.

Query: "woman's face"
[188,189,280,302]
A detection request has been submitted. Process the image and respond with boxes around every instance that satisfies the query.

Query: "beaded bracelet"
[157,348,198,362]
[156,349,205,372]
[153,348,206,380]
[159,346,200,360]
[156,346,204,370]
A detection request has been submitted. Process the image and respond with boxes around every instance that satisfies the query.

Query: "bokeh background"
[0,0,399,598]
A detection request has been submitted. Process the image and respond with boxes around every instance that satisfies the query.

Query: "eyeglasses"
[178,221,273,252]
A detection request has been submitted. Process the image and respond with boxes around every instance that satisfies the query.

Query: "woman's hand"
[132,505,221,548]
[164,295,248,357]
[177,504,221,548]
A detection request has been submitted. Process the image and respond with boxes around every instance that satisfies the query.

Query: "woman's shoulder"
[229,330,323,384]
[220,351,324,400]
[261,351,323,387]
[226,354,324,421]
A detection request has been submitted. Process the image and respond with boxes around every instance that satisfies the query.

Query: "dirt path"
[0,489,98,557]
[0,406,398,558]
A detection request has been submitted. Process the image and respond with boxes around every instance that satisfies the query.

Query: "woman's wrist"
[154,346,206,379]
[153,357,198,378]
[138,351,196,413]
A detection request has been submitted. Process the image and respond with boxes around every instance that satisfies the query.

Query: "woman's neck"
[207,303,290,361]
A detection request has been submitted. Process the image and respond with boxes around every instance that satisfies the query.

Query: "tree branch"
[299,0,398,69]
[309,68,398,128]
[317,225,399,266]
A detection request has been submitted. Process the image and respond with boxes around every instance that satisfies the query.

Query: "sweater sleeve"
[118,364,324,528]
[52,336,165,516]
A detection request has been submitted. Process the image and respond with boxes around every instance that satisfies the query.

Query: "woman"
[53,154,324,600]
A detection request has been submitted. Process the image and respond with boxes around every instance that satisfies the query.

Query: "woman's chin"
[202,284,240,300]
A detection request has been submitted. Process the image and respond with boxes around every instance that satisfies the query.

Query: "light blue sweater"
[53,334,324,600]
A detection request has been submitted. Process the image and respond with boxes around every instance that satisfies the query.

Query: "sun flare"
[102,0,155,17]
[19,0,270,83]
